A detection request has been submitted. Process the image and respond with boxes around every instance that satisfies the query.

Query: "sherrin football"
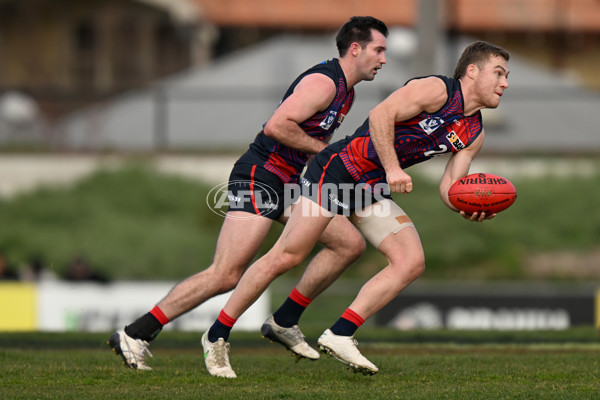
[448,173,517,214]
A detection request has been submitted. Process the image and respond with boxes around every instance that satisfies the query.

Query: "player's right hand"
[386,166,413,194]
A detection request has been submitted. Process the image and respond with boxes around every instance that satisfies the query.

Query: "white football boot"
[261,314,320,360]
[317,329,378,375]
[108,328,153,370]
[201,331,237,378]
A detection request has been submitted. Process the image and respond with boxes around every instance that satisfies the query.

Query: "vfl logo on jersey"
[446,130,465,150]
[320,110,338,130]
[419,117,445,134]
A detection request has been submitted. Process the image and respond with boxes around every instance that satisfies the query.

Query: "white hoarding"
[37,281,269,332]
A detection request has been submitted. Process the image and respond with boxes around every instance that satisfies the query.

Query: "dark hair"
[336,16,388,57]
[453,41,510,79]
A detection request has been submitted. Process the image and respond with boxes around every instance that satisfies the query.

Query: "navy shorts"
[227,162,298,220]
[302,149,391,216]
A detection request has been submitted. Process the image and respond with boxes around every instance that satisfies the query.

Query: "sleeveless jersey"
[240,58,355,183]
[334,75,483,187]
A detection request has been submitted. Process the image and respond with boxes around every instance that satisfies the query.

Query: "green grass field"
[1,158,600,398]
[1,328,599,399]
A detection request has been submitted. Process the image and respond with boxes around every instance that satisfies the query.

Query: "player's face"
[474,55,510,108]
[356,29,387,81]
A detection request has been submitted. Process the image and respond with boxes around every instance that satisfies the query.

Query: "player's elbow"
[439,189,452,210]
[263,121,281,140]
[439,180,455,207]
[368,107,381,121]
[263,122,275,138]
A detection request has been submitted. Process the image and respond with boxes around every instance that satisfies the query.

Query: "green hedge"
[0,162,597,281]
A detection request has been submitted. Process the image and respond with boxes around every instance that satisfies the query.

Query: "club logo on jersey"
[319,110,338,130]
[419,117,445,134]
[446,130,465,150]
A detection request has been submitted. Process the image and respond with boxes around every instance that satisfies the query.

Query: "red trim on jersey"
[265,153,301,183]
[346,136,380,177]
[249,165,261,215]
[150,306,170,326]
[289,288,312,307]
[318,153,338,206]
[341,308,365,327]
[217,309,237,328]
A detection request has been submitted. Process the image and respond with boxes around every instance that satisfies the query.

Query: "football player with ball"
[108,17,389,374]
[203,41,514,376]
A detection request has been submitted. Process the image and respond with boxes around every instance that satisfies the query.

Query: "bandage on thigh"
[351,199,415,248]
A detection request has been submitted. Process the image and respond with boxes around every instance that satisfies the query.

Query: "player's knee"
[267,250,303,276]
[208,263,245,292]
[219,274,241,292]
[390,254,425,283]
[236,246,303,283]
[412,259,426,280]
[343,228,366,252]
[407,255,426,281]
[345,234,366,261]
[328,230,366,261]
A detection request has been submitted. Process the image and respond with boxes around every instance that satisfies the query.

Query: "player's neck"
[459,78,484,116]
[337,57,358,91]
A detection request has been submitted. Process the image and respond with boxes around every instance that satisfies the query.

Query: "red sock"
[150,306,170,326]
[341,308,365,327]
[217,309,237,327]
[289,288,312,307]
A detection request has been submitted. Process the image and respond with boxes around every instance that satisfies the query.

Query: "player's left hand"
[460,211,496,222]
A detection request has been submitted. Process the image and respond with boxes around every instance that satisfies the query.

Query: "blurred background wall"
[1,0,599,152]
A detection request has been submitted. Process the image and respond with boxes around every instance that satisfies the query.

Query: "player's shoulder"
[405,75,449,92]
[302,58,340,79]
[295,70,337,95]
[400,75,449,111]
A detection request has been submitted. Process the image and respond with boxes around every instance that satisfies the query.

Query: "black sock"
[272,298,307,328]
[330,317,359,337]
[208,320,232,342]
[124,313,163,342]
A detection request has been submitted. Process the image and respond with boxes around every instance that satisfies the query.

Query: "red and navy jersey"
[240,58,355,183]
[334,75,483,187]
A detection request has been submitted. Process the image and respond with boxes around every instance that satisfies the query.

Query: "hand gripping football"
[448,173,517,214]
